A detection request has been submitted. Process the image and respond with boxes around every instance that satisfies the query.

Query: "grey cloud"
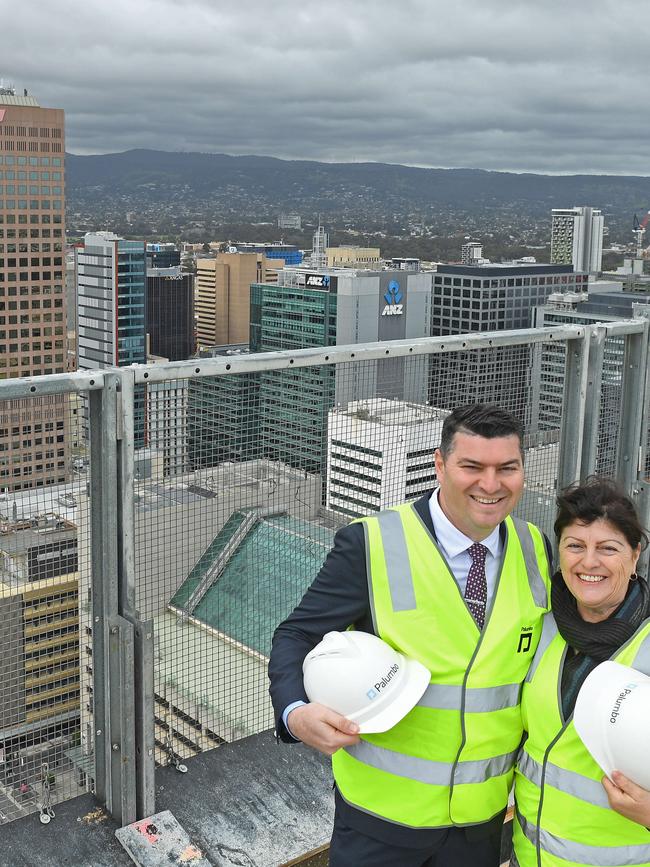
[3,0,648,173]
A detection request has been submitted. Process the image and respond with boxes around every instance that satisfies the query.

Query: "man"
[268,404,552,867]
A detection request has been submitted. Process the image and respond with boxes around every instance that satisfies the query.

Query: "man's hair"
[438,404,524,458]
[554,476,649,551]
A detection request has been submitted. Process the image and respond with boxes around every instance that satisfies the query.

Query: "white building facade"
[551,207,604,275]
[326,399,447,518]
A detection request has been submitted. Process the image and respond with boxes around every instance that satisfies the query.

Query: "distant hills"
[65,149,650,234]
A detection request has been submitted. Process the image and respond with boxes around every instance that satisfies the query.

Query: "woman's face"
[559,518,641,623]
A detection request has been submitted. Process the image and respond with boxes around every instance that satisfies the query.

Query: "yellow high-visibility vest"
[332,501,551,828]
[514,613,650,867]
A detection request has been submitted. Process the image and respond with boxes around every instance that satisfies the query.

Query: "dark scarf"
[551,571,650,718]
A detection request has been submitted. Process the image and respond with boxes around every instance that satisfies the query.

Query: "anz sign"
[305,273,331,289]
[381,280,403,316]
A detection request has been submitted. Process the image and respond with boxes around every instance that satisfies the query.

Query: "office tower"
[195,252,280,348]
[187,345,256,470]
[229,242,302,265]
[146,368,189,477]
[146,266,194,361]
[250,269,433,472]
[461,242,483,265]
[0,88,69,491]
[277,214,301,230]
[551,207,604,274]
[326,399,447,518]
[76,232,146,443]
[534,287,650,474]
[326,246,381,269]
[0,513,80,798]
[430,263,587,422]
[145,243,180,269]
[390,258,421,272]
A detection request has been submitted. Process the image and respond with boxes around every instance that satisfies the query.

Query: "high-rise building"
[195,252,280,348]
[430,263,587,422]
[146,363,189,477]
[0,88,69,491]
[326,246,381,269]
[326,399,447,518]
[76,232,147,443]
[187,345,256,470]
[533,288,650,474]
[145,243,180,270]
[277,214,301,230]
[551,207,604,275]
[0,513,80,800]
[250,268,433,472]
[146,266,194,361]
[461,242,483,265]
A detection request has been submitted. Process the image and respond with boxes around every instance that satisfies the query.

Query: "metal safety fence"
[0,320,648,828]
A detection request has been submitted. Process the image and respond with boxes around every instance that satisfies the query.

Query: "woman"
[513,477,650,867]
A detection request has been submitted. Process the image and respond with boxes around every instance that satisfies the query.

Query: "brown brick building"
[0,89,69,491]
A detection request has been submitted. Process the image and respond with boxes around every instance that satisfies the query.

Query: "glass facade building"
[250,281,337,472]
[77,233,147,443]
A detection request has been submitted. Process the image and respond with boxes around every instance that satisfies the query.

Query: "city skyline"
[2,0,648,175]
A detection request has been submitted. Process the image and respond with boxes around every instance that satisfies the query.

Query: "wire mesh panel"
[0,388,93,825]
[135,338,575,774]
[592,334,625,478]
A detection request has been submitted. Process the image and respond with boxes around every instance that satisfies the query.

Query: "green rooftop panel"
[171,513,334,656]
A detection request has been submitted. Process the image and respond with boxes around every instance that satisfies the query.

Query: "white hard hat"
[574,660,650,788]
[303,631,430,733]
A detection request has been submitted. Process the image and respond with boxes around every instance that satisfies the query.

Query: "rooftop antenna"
[311,216,328,269]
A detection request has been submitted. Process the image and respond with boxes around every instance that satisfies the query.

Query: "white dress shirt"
[428,488,502,604]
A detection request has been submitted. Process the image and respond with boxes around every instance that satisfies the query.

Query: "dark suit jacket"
[268,493,545,846]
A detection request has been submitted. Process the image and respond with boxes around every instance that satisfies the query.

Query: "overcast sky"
[3,0,648,174]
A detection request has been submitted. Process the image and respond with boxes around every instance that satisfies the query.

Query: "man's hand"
[603,771,650,827]
[287,702,360,756]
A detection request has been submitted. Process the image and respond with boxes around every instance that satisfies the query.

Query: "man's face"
[434,432,524,541]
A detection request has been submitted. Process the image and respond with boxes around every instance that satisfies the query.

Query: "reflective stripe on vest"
[375,508,549,621]
[375,509,416,612]
[511,517,550,610]
[419,681,521,712]
[345,740,519,786]
[517,749,610,810]
[516,806,650,867]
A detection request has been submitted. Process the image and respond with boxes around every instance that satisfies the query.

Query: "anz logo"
[305,274,330,289]
[381,280,403,316]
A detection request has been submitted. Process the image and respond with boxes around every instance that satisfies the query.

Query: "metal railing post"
[556,331,591,491]
[117,368,156,819]
[580,325,607,478]
[616,322,649,493]
[89,372,137,825]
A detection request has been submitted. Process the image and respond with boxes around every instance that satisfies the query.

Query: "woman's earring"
[630,572,638,582]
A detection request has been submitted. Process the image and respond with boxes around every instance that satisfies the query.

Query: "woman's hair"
[554,476,649,550]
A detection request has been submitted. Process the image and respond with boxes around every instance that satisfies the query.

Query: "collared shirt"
[429,488,502,601]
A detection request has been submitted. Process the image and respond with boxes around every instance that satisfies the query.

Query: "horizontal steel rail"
[129,325,596,385]
[0,322,643,395]
[0,369,105,399]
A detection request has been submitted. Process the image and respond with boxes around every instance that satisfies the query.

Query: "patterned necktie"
[465,543,488,628]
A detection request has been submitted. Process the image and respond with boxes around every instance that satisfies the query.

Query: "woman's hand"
[603,771,650,827]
